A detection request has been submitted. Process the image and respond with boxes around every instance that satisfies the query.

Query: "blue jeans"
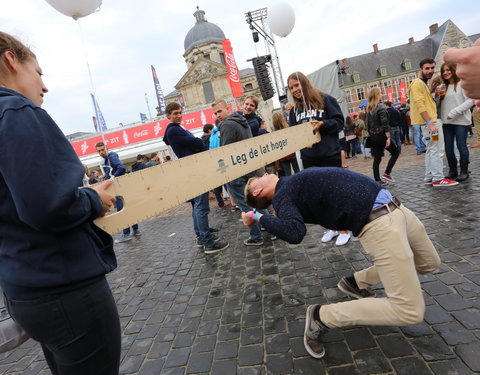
[443,123,469,162]
[115,198,138,235]
[5,278,121,375]
[412,125,426,153]
[193,192,214,247]
[390,126,402,152]
[227,175,266,242]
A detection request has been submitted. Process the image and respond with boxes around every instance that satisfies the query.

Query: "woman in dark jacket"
[366,87,399,185]
[287,71,344,168]
[0,32,120,374]
[288,71,351,246]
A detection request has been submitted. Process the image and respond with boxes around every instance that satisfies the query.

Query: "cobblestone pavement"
[1,146,479,375]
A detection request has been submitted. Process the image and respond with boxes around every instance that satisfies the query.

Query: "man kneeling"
[242,168,440,359]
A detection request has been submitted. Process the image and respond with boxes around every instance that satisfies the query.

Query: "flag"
[90,93,108,131]
[222,39,243,98]
[151,65,166,115]
[92,116,98,132]
[387,87,393,102]
[398,82,407,103]
[178,93,186,110]
[140,113,147,122]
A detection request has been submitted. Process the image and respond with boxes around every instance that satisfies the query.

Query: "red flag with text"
[222,39,243,98]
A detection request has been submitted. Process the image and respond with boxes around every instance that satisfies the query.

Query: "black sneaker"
[204,240,229,254]
[304,304,328,359]
[243,238,264,246]
[196,235,219,248]
[337,276,375,299]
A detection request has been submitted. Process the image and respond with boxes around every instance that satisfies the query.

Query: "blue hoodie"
[0,87,116,299]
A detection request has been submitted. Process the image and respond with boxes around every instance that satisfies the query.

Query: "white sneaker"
[321,230,338,243]
[335,232,351,246]
[351,235,360,242]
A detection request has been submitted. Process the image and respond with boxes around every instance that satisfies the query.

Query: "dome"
[184,8,225,53]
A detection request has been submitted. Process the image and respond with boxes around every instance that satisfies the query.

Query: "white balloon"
[45,0,102,20]
[267,2,295,38]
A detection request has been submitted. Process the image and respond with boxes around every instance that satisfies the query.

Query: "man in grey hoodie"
[212,100,272,246]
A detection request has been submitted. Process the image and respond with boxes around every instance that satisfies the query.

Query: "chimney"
[373,43,378,53]
[429,23,438,35]
[342,58,350,74]
[408,37,414,45]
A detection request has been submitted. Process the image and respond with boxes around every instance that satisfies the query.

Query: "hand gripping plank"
[95,122,320,234]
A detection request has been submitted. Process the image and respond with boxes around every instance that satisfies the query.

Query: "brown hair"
[244,177,272,210]
[166,102,181,115]
[272,112,288,131]
[0,32,35,78]
[429,76,443,94]
[419,58,435,68]
[95,142,105,148]
[366,87,381,114]
[440,62,460,91]
[287,71,324,111]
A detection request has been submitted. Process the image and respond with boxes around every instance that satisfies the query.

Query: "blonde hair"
[244,177,272,209]
[272,112,288,131]
[366,87,381,114]
[211,99,228,108]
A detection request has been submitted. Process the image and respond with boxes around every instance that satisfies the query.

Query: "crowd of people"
[1,27,480,373]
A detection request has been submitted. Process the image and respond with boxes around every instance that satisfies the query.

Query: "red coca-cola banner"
[222,39,243,98]
[398,82,407,103]
[72,107,223,157]
[387,87,393,102]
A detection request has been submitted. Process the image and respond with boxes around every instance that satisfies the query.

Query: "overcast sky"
[2,0,477,135]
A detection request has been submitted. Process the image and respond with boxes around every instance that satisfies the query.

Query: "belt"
[367,196,401,223]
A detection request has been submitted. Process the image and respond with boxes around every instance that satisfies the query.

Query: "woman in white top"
[439,62,473,181]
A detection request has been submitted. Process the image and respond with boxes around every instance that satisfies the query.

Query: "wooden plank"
[95,122,319,234]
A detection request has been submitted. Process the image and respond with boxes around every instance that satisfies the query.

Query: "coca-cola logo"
[225,52,240,82]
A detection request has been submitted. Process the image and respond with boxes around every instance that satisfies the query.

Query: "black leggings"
[5,277,121,375]
[370,133,399,181]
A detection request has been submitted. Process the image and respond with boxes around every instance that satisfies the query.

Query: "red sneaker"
[424,180,432,185]
[432,178,459,187]
[381,174,395,183]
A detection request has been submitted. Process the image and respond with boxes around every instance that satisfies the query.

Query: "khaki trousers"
[321,205,440,328]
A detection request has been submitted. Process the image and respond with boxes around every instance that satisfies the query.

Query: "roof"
[469,33,480,43]
[184,8,225,54]
[333,20,465,87]
[341,39,433,86]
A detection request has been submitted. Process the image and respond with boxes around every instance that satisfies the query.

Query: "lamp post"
[145,93,153,119]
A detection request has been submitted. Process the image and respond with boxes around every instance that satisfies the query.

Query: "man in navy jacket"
[243,168,440,360]
[163,102,229,254]
[96,142,140,242]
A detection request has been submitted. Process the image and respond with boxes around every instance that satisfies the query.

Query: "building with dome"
[74,7,274,170]
[165,7,273,122]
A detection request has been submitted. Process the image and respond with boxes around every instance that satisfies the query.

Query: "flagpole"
[145,93,153,119]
